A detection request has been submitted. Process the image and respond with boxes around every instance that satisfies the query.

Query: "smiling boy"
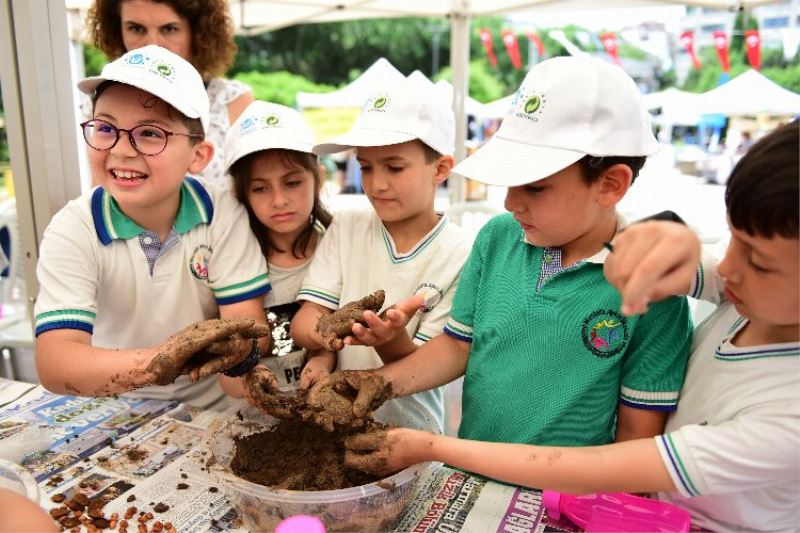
[34,45,271,407]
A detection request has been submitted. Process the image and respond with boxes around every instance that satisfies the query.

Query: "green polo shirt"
[444,213,692,446]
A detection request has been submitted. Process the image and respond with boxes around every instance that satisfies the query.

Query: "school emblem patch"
[189,244,212,280]
[413,282,443,313]
[581,309,628,358]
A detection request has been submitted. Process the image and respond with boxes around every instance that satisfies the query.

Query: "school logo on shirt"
[189,244,212,280]
[581,309,628,358]
[413,282,443,313]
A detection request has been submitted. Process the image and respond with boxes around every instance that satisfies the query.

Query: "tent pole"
[448,1,470,207]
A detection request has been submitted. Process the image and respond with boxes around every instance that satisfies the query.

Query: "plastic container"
[207,397,441,532]
[542,490,691,532]
[0,458,40,503]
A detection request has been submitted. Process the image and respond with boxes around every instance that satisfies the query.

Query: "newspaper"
[395,466,574,533]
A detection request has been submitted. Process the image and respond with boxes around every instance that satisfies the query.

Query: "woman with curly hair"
[86,0,254,185]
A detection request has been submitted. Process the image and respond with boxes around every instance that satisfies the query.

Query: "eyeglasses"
[80,119,203,156]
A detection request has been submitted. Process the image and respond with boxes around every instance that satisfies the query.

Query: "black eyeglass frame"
[80,119,203,156]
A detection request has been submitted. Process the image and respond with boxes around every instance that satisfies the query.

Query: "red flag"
[680,31,701,70]
[501,29,523,69]
[478,28,497,67]
[527,31,545,57]
[712,30,730,73]
[600,32,621,65]
[745,29,761,70]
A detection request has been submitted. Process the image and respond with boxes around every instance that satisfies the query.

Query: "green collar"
[91,177,214,245]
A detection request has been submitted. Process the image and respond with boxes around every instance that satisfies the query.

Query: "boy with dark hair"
[344,122,799,532]
[34,46,271,408]
[311,56,692,445]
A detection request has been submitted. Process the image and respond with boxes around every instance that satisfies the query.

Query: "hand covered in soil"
[345,428,431,477]
[299,350,336,389]
[305,370,392,432]
[315,290,385,351]
[346,294,425,347]
[603,221,700,316]
[243,364,300,419]
[148,318,270,386]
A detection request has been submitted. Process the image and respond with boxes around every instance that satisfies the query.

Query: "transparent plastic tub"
[0,458,40,502]
[207,397,441,532]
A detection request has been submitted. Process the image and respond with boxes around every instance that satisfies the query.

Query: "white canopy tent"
[692,69,800,116]
[296,57,405,109]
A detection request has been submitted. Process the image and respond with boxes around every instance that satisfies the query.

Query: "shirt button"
[544,254,553,264]
[143,236,153,245]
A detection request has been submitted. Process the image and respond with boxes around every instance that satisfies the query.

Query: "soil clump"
[316,290,385,347]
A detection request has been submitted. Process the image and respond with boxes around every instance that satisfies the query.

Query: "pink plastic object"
[275,514,326,533]
[542,490,691,532]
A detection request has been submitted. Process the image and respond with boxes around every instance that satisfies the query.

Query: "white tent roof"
[693,69,800,116]
[295,57,405,108]
[220,1,781,34]
[643,87,702,125]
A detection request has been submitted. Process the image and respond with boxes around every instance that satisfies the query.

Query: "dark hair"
[230,149,333,261]
[86,0,237,80]
[418,140,443,164]
[91,80,204,139]
[577,155,647,185]
[726,122,799,239]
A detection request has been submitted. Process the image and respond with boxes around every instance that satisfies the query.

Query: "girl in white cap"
[220,101,336,397]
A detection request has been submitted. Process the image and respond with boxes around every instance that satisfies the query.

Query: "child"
[290,77,474,426]
[311,56,692,445]
[218,100,335,394]
[343,122,799,532]
[34,45,271,408]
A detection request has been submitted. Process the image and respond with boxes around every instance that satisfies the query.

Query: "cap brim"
[78,75,201,122]
[224,138,316,174]
[313,128,416,155]
[452,134,586,187]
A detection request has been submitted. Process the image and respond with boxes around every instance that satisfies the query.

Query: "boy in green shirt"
[310,56,692,446]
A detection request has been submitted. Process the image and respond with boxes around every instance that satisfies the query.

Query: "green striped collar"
[92,177,214,245]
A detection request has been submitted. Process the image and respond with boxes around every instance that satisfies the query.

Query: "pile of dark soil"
[230,418,393,491]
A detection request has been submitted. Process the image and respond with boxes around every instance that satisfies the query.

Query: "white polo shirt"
[298,209,473,425]
[34,177,270,408]
[655,252,800,531]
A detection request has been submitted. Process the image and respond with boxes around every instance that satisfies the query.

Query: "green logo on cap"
[156,63,172,77]
[524,96,541,114]
[265,115,280,126]
[374,96,387,109]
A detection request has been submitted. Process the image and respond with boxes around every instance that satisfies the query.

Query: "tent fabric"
[644,87,702,125]
[295,57,405,109]
[692,69,800,116]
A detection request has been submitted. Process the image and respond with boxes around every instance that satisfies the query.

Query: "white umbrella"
[693,69,800,116]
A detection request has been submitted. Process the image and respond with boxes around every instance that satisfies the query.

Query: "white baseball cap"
[224,101,317,174]
[313,77,455,156]
[78,45,210,133]
[453,56,658,187]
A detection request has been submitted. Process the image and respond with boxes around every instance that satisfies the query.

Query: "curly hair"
[86,0,237,80]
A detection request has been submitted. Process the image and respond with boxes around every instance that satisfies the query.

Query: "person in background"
[86,0,253,185]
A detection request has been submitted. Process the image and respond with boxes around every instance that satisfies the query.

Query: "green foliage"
[435,59,506,103]
[83,44,108,77]
[233,71,334,107]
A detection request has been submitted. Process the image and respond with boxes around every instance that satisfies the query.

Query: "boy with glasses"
[34,45,272,408]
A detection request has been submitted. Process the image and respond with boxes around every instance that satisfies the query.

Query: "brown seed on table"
[145,511,155,519]
[126,494,137,502]
[60,516,81,528]
[51,493,67,503]
[73,493,90,506]
[125,507,137,519]
[92,518,110,529]
[176,483,189,490]
[65,499,85,511]
[163,522,173,530]
[49,507,70,519]
[152,521,163,532]
[137,525,147,533]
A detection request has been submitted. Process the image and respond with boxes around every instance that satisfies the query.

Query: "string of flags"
[479,27,766,72]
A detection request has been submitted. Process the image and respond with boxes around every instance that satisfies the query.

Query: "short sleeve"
[656,413,800,497]
[688,240,728,304]
[34,207,99,336]
[444,222,489,342]
[207,189,270,305]
[619,295,693,411]
[297,214,343,310]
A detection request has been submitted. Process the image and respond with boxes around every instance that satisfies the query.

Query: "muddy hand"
[185,323,271,382]
[243,365,297,419]
[306,370,392,431]
[148,318,261,386]
[347,294,425,347]
[345,428,420,476]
